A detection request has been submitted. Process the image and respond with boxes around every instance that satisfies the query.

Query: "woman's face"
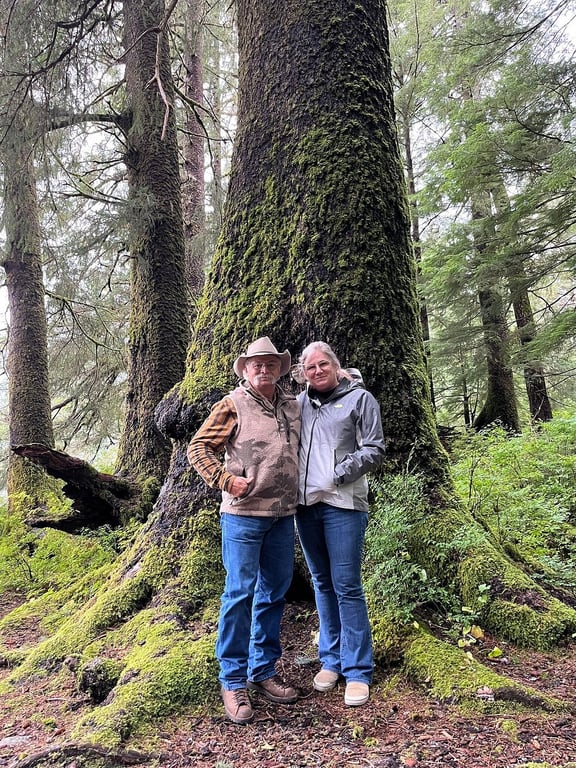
[302,349,339,392]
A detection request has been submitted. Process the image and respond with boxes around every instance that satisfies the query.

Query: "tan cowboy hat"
[233,336,291,378]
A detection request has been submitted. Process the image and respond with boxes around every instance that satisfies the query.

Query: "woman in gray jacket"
[295,341,385,706]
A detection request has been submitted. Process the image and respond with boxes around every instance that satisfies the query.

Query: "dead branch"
[11,742,154,768]
[12,444,145,532]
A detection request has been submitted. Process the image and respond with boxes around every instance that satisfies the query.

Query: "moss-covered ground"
[1,597,575,768]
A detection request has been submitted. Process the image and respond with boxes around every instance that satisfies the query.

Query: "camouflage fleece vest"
[220,384,301,517]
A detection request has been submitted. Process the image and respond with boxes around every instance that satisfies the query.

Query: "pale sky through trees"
[0,1,574,465]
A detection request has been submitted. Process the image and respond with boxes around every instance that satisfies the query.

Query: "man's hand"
[230,476,253,498]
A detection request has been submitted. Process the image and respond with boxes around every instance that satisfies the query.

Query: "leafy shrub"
[364,474,459,623]
[451,414,576,588]
[364,415,576,626]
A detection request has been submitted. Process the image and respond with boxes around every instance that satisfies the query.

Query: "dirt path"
[1,592,575,767]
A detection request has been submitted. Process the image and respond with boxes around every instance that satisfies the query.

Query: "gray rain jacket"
[298,377,385,512]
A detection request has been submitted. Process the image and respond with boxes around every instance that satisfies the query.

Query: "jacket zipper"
[303,406,321,506]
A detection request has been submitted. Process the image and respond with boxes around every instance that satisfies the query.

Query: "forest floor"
[1,590,575,768]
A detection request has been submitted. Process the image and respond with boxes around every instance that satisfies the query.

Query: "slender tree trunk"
[1,111,55,505]
[510,285,553,422]
[470,191,520,432]
[182,0,206,302]
[457,78,520,433]
[461,367,472,427]
[115,0,190,482]
[206,33,225,239]
[474,285,520,432]
[491,182,553,422]
[402,118,435,410]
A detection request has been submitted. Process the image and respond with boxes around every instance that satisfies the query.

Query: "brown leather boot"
[221,687,254,724]
[247,675,299,703]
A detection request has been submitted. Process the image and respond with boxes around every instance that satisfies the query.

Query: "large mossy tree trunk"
[5,0,575,750]
[186,0,447,483]
[114,0,190,484]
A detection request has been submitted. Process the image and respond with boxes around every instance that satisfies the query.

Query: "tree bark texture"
[115,0,190,482]
[401,117,436,410]
[1,111,56,503]
[510,277,554,422]
[186,0,446,481]
[473,285,521,432]
[206,42,224,237]
[491,181,553,423]
[469,191,521,432]
[182,0,207,302]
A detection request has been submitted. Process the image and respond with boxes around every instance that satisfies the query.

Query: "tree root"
[401,630,573,713]
[11,743,153,768]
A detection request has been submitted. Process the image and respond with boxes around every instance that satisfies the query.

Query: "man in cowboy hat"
[188,337,301,724]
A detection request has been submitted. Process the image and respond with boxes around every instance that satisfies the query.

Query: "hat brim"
[233,350,291,378]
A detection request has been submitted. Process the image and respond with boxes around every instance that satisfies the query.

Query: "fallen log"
[11,444,148,533]
[11,742,153,768]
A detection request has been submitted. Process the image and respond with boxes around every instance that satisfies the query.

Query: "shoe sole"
[222,706,254,724]
[247,681,299,703]
[313,680,338,692]
[344,695,369,706]
[223,706,255,724]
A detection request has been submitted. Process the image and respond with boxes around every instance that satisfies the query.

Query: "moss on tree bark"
[115,0,190,483]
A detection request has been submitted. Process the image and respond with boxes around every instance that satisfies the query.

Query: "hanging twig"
[120,0,181,140]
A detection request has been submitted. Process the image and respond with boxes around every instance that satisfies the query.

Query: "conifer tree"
[2,0,574,750]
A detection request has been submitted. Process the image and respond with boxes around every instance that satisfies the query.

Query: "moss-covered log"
[11,444,153,531]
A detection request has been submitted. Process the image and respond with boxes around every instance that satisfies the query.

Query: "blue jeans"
[216,513,295,690]
[296,503,373,684]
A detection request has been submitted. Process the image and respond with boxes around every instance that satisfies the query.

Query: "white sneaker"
[344,681,369,706]
[313,668,340,692]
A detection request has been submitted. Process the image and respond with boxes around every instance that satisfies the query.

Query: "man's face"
[244,355,281,394]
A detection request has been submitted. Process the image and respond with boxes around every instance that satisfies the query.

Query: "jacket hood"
[306,376,363,407]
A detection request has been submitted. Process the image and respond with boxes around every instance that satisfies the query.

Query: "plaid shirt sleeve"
[187,397,238,492]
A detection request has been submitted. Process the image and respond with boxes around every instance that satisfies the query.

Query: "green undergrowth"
[365,473,474,626]
[0,563,114,654]
[364,416,576,663]
[451,415,576,590]
[5,533,181,683]
[0,500,139,597]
